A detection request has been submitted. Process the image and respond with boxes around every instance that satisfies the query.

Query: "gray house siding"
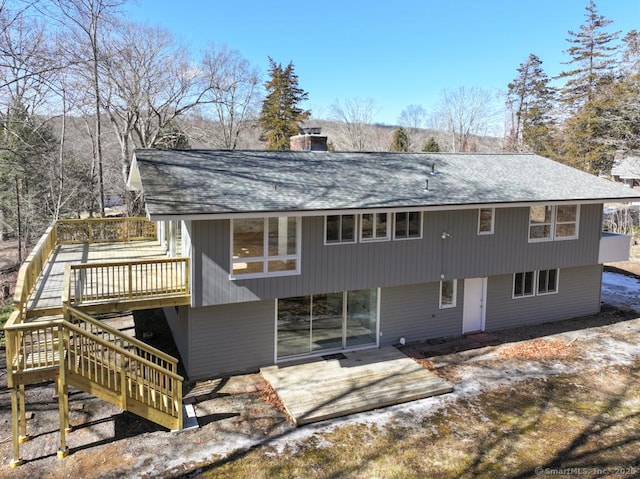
[186,300,275,379]
[379,282,463,346]
[181,264,601,377]
[163,306,190,372]
[484,264,603,331]
[190,204,603,308]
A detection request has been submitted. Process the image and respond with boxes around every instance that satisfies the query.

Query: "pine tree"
[506,54,555,154]
[421,137,440,152]
[259,58,310,150]
[556,0,621,172]
[390,127,410,152]
[558,0,620,107]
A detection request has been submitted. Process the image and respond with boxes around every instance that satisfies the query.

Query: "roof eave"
[145,197,640,222]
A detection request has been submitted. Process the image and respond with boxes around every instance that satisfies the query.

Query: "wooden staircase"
[4,217,189,467]
[5,306,183,467]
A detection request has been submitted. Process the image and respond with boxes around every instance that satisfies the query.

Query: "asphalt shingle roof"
[611,156,640,179]
[131,149,640,217]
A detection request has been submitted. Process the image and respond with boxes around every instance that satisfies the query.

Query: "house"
[611,153,640,189]
[127,133,640,379]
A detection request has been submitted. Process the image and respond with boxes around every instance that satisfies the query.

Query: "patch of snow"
[602,272,640,312]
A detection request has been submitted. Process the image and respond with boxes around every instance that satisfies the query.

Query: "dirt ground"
[0,262,639,479]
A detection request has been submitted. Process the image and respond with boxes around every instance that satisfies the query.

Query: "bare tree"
[200,43,261,149]
[46,0,126,217]
[434,86,498,152]
[99,22,216,195]
[330,97,379,151]
[398,104,428,150]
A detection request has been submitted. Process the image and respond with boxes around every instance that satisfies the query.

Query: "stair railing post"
[56,324,69,459]
[128,263,133,300]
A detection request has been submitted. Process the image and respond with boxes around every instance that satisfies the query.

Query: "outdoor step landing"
[261,346,453,426]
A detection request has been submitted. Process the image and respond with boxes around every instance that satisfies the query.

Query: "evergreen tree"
[556,0,621,172]
[390,127,410,152]
[421,137,440,152]
[506,54,555,154]
[259,58,310,150]
[558,0,620,107]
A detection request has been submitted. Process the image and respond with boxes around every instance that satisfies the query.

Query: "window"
[537,269,558,295]
[513,269,559,298]
[555,205,578,239]
[231,217,300,278]
[361,212,390,241]
[325,214,356,244]
[394,212,422,239]
[478,208,494,235]
[529,206,553,241]
[529,205,579,242]
[513,271,535,298]
[439,279,457,309]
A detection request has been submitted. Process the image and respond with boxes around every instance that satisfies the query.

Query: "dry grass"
[201,360,640,479]
[497,338,579,361]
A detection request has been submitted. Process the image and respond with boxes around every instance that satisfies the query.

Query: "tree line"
[0,0,637,256]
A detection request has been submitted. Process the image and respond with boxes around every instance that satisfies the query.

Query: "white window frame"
[324,214,357,245]
[393,211,423,240]
[528,204,580,242]
[554,205,580,241]
[512,271,535,298]
[230,217,301,279]
[477,208,495,235]
[537,268,559,296]
[360,212,391,242]
[513,269,560,299]
[439,279,457,309]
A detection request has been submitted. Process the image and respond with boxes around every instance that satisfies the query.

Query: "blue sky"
[125,0,639,126]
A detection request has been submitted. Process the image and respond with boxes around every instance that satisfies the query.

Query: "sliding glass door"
[277,289,378,359]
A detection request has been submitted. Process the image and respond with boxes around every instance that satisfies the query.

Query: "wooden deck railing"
[4,311,61,387]
[65,306,178,374]
[63,307,182,430]
[12,225,58,322]
[64,257,189,305]
[56,217,156,244]
[4,309,183,431]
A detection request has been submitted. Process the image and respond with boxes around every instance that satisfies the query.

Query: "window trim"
[512,269,560,299]
[393,211,423,240]
[324,214,357,245]
[536,268,559,296]
[512,271,535,298]
[528,205,580,243]
[230,217,301,280]
[439,279,457,309]
[554,205,580,241]
[477,208,495,235]
[360,211,391,242]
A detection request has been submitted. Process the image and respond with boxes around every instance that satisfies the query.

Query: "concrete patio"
[260,346,453,426]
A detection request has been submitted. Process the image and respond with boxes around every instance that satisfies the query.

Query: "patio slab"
[260,346,453,426]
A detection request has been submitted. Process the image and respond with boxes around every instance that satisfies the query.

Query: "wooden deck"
[261,347,453,426]
[27,241,168,313]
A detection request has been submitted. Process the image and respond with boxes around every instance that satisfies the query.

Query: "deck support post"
[18,384,28,441]
[10,387,23,468]
[57,328,69,459]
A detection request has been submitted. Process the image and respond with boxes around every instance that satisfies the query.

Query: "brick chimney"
[290,126,328,151]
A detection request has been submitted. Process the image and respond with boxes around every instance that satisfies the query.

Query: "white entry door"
[462,277,487,333]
